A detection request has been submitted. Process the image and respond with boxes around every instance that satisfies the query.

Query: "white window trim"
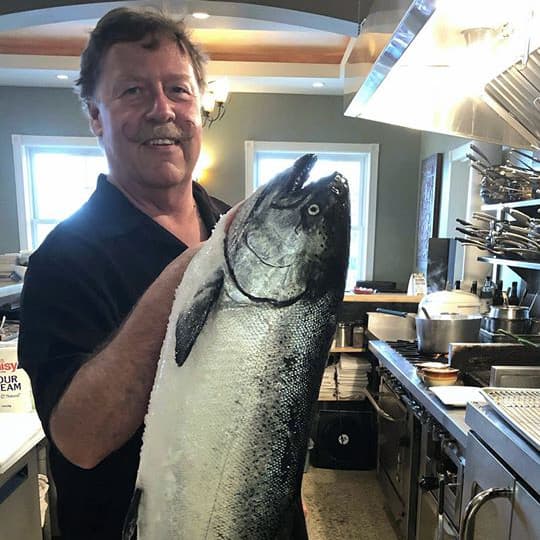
[244,141,379,280]
[11,134,102,251]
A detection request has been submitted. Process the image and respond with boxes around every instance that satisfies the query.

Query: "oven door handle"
[359,388,402,422]
[459,487,513,540]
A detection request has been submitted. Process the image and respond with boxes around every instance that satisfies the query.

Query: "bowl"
[421,366,459,387]
[423,374,459,387]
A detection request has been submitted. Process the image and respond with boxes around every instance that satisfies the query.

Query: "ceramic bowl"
[421,366,459,387]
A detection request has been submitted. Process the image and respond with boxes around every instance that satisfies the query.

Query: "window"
[245,141,379,290]
[12,135,108,250]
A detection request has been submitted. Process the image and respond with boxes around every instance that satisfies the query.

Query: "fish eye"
[307,204,320,216]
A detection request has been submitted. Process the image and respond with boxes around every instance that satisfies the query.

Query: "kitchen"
[0,0,539,539]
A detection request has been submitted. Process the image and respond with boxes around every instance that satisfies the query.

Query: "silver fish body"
[128,154,350,539]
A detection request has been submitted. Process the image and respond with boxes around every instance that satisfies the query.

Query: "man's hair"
[75,7,207,108]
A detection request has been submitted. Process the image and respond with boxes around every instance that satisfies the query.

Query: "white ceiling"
[0,1,376,95]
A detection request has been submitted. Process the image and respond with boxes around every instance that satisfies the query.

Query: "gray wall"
[420,131,469,160]
[0,87,422,287]
[0,87,91,254]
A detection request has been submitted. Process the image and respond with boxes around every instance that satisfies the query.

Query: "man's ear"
[87,101,103,137]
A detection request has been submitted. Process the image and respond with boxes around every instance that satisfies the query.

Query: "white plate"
[430,386,486,407]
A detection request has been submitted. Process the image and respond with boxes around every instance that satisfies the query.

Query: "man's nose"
[146,87,176,123]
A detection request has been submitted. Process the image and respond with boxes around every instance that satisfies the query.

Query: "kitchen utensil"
[470,144,493,166]
[487,305,530,320]
[495,329,540,348]
[481,316,533,335]
[367,311,416,341]
[377,308,482,353]
[418,290,481,317]
[416,314,482,353]
[420,366,459,387]
[335,322,352,347]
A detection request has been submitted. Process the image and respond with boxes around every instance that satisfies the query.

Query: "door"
[461,433,514,540]
[510,482,540,540]
[416,490,459,540]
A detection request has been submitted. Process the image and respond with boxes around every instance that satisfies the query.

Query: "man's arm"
[49,246,200,469]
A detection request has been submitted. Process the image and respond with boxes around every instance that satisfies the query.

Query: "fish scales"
[129,154,350,539]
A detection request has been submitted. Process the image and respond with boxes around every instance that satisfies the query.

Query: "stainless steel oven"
[416,418,465,540]
[375,370,422,540]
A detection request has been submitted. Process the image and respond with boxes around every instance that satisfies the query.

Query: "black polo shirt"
[18,175,229,540]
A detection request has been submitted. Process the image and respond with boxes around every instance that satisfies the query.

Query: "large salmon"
[125,153,350,539]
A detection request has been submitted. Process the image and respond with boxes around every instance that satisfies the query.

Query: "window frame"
[11,134,104,251]
[244,140,379,281]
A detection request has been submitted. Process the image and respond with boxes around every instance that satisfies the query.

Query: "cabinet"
[0,446,42,540]
[461,432,540,540]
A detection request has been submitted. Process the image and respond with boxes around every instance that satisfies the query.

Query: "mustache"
[125,123,195,144]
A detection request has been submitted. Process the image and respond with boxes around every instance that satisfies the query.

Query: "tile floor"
[302,467,399,540]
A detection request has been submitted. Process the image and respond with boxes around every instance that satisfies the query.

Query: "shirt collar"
[88,174,224,239]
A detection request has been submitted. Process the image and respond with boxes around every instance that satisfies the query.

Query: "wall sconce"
[201,79,229,127]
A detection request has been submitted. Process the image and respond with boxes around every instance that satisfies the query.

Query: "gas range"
[385,340,489,387]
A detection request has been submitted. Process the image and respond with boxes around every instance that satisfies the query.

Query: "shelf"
[481,199,540,211]
[0,282,23,306]
[343,293,423,303]
[330,347,366,353]
[477,256,540,271]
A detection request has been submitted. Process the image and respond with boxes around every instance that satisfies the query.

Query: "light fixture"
[192,12,210,20]
[56,74,69,80]
[312,81,325,88]
[201,79,229,127]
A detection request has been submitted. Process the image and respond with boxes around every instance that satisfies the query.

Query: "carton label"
[0,346,33,413]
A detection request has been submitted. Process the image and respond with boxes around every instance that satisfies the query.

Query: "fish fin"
[175,270,224,366]
[122,487,142,540]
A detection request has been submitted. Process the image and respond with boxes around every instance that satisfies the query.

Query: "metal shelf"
[0,282,23,308]
[481,199,540,212]
[330,347,366,353]
[477,256,540,271]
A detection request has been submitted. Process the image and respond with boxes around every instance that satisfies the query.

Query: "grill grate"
[481,388,540,451]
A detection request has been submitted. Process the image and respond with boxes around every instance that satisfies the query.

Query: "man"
[18,8,229,539]
[19,7,308,540]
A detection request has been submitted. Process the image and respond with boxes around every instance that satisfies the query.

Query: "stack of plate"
[336,355,371,400]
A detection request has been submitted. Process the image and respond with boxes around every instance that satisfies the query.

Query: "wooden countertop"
[344,293,423,303]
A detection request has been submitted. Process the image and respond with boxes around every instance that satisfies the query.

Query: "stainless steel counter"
[466,401,540,496]
[369,340,469,447]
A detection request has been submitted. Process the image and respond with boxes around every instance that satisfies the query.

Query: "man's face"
[89,38,202,191]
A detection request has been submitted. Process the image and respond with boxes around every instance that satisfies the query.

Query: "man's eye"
[170,86,191,99]
[123,87,141,96]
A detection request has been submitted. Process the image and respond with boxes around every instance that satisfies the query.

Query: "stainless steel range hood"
[344,0,540,150]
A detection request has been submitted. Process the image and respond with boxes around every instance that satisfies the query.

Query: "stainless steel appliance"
[416,418,465,540]
[490,366,540,388]
[460,432,540,540]
[376,341,473,540]
[376,369,422,540]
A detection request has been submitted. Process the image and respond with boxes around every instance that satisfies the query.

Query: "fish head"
[225,153,350,305]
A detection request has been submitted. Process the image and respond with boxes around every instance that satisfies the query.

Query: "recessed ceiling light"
[312,81,325,88]
[56,74,69,80]
[192,12,210,19]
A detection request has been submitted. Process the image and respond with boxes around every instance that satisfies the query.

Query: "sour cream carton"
[0,342,34,413]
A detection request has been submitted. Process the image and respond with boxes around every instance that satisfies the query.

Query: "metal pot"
[376,309,482,353]
[416,315,482,354]
[487,305,530,320]
[481,316,533,335]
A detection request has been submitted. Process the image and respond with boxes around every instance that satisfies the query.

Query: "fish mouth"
[286,153,317,192]
[270,153,318,209]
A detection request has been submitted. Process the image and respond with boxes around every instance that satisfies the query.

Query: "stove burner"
[386,340,485,387]
[386,340,449,366]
